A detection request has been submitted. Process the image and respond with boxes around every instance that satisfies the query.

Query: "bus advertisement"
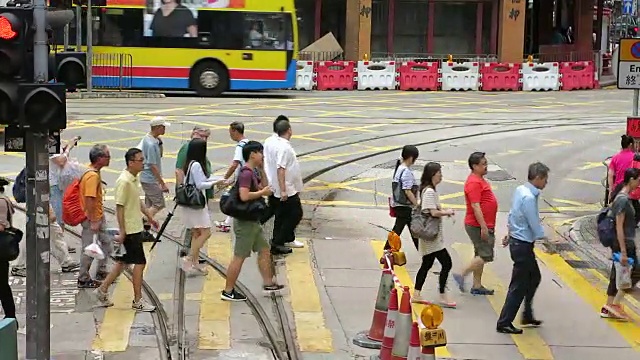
[55,0,298,96]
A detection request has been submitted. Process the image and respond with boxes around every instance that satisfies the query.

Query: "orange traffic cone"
[421,345,435,360]
[407,322,420,360]
[353,264,394,349]
[391,286,412,360]
[379,287,399,360]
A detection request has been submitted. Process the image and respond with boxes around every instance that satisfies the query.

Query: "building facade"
[297,0,599,63]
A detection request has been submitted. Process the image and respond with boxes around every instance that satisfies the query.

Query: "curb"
[66,91,165,99]
[567,214,611,269]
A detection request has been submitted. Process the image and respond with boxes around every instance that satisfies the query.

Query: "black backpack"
[12,168,26,203]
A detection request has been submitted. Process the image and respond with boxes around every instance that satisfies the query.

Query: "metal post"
[634,89,639,116]
[26,0,53,358]
[75,5,81,51]
[86,0,93,92]
[63,24,69,51]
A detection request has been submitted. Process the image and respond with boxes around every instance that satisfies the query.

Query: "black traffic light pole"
[24,0,52,357]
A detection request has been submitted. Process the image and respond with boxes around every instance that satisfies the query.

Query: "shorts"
[115,232,147,265]
[233,219,269,258]
[141,182,166,210]
[465,224,495,262]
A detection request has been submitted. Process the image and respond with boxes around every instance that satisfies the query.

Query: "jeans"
[0,261,15,318]
[497,238,541,326]
[272,194,303,247]
[50,185,64,226]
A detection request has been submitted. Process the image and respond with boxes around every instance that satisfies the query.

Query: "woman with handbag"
[178,139,225,275]
[0,177,17,322]
[385,145,420,251]
[411,162,456,308]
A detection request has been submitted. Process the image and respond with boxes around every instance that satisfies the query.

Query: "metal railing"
[91,53,133,90]
[298,51,345,62]
[370,53,499,64]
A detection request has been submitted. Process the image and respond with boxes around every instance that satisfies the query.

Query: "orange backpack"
[62,170,97,226]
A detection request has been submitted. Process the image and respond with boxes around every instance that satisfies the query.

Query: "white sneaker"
[132,299,156,312]
[92,288,114,307]
[285,240,305,248]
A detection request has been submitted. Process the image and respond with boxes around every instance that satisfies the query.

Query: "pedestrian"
[139,117,170,241]
[271,119,304,255]
[601,167,640,320]
[260,115,288,228]
[607,135,635,204]
[50,135,80,229]
[384,145,420,251]
[215,121,250,233]
[175,126,212,260]
[93,148,158,312]
[77,144,113,288]
[452,152,498,295]
[221,140,284,301]
[179,139,225,275]
[412,162,456,308]
[496,162,550,334]
[0,177,16,324]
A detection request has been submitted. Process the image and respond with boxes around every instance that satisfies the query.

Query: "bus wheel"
[191,61,228,97]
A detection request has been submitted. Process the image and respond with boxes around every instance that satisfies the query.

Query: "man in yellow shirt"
[93,148,158,312]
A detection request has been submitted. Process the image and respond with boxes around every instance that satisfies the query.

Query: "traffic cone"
[390,286,412,360]
[421,345,435,360]
[407,322,421,360]
[353,264,394,349]
[379,287,399,360]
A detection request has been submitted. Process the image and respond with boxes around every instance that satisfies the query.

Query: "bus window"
[98,8,144,47]
[197,10,244,50]
[243,13,291,50]
[144,0,198,38]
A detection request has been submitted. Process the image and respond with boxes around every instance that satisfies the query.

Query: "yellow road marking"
[451,243,554,359]
[157,293,202,301]
[285,238,333,352]
[566,178,602,186]
[92,243,155,352]
[579,162,605,171]
[551,198,592,207]
[496,150,524,155]
[371,241,452,358]
[535,249,640,350]
[198,233,232,349]
[302,123,385,136]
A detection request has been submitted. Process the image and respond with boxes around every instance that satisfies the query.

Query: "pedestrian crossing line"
[92,242,156,352]
[451,243,554,360]
[285,238,334,352]
[535,249,640,350]
[198,233,232,350]
[371,240,452,358]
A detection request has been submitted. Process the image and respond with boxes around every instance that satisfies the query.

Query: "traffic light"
[0,5,34,125]
[19,82,66,130]
[55,51,86,90]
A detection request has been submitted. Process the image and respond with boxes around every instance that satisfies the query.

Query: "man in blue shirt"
[496,162,550,334]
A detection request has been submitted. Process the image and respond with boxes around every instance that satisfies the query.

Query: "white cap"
[149,117,170,128]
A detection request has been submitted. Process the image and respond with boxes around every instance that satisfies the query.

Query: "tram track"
[6,117,618,360]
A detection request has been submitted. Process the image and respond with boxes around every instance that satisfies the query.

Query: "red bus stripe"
[92,66,286,80]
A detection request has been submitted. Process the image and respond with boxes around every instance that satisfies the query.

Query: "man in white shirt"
[271,119,304,255]
[261,115,288,226]
[216,121,249,232]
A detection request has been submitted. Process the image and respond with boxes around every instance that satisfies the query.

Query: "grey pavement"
[0,89,639,359]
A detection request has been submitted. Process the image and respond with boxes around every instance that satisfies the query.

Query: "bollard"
[353,262,394,349]
[419,305,447,360]
[0,318,18,360]
[390,286,412,360]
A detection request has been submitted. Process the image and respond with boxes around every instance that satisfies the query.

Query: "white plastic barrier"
[521,62,560,91]
[295,61,315,90]
[440,62,480,91]
[357,61,397,90]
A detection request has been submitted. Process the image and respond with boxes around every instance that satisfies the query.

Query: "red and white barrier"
[315,61,356,91]
[357,61,397,90]
[480,63,521,91]
[397,62,440,91]
[560,61,595,91]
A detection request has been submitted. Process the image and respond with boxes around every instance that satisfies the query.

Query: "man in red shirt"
[452,152,498,295]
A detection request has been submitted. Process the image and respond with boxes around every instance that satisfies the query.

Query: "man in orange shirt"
[78,144,112,289]
[452,152,498,295]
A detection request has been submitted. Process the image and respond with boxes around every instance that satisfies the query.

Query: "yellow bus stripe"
[371,240,452,358]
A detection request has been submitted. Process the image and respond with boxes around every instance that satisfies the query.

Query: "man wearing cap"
[138,117,170,241]
[176,126,212,259]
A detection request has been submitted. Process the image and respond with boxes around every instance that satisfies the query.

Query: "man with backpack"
[75,144,112,288]
[215,121,249,233]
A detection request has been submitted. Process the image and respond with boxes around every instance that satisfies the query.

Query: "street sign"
[627,117,640,137]
[617,39,640,89]
[623,0,633,14]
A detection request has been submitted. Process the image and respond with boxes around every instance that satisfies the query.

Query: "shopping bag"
[615,261,633,290]
[83,234,105,260]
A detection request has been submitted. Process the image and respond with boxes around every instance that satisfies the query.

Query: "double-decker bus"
[53,0,298,96]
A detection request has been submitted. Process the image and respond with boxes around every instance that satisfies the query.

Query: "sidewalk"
[1,211,99,359]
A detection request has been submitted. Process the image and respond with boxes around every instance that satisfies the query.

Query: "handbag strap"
[185,161,195,184]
